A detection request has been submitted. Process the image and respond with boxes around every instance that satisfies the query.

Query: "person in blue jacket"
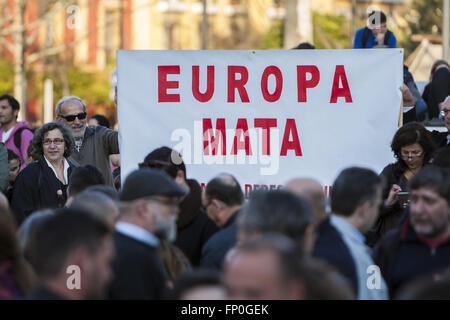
[354,10,397,49]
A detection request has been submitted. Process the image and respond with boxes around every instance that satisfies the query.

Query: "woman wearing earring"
[11,122,76,225]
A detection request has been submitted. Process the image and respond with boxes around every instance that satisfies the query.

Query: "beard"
[154,213,177,242]
[71,124,86,139]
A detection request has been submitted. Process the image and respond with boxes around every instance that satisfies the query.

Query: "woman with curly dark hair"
[11,122,76,225]
[369,122,436,244]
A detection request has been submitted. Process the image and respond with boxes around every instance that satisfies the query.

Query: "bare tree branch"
[25,0,75,31]
[25,28,39,49]
[0,36,14,54]
[0,0,13,30]
[0,0,75,37]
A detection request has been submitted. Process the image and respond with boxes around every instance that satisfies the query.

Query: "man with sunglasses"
[56,96,119,186]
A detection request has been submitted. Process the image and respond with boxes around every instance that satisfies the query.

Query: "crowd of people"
[0,9,449,301]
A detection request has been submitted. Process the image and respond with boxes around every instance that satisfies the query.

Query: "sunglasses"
[61,112,87,122]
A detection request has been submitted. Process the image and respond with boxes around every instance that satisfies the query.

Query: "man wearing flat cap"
[109,168,186,300]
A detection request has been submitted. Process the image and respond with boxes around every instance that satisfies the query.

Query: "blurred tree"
[313,13,349,49]
[409,0,443,35]
[0,57,14,94]
[262,20,284,49]
[405,0,443,54]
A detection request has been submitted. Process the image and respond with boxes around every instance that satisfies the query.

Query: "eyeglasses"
[146,196,180,207]
[400,150,423,159]
[43,138,64,146]
[439,109,449,119]
[60,112,87,122]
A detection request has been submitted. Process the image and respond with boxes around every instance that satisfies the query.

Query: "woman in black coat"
[11,122,76,225]
[368,122,436,245]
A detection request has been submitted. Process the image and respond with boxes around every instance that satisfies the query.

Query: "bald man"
[285,178,328,227]
[200,174,244,270]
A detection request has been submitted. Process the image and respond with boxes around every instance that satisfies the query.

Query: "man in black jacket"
[373,166,450,298]
[29,208,114,300]
[109,168,186,299]
[139,147,219,266]
[200,174,244,270]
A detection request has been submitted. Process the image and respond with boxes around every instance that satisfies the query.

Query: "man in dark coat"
[29,208,114,300]
[139,146,219,266]
[200,174,244,270]
[109,168,186,300]
[373,166,450,298]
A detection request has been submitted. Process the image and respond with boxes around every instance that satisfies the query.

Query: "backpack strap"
[13,127,33,150]
[384,30,392,46]
[362,27,371,48]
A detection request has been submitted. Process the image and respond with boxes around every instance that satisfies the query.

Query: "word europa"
[158,65,353,103]
[180,304,269,317]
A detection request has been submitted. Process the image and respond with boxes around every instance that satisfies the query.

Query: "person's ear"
[211,199,223,211]
[356,201,372,224]
[13,109,19,119]
[136,199,150,218]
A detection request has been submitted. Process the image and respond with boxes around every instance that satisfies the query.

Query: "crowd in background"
[0,10,449,300]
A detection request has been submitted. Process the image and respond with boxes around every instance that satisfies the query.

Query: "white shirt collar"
[330,215,366,244]
[44,156,70,185]
[115,221,160,247]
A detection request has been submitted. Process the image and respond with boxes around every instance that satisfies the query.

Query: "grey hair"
[70,190,119,225]
[55,96,86,116]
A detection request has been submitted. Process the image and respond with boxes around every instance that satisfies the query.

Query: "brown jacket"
[70,126,119,186]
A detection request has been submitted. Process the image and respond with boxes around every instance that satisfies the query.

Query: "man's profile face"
[0,99,18,126]
[440,98,450,132]
[145,195,180,240]
[58,100,87,139]
[410,187,450,239]
[83,236,115,299]
[8,158,20,183]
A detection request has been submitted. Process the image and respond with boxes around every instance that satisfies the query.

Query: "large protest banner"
[117,49,403,195]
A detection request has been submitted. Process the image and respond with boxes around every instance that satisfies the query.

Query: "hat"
[120,168,187,201]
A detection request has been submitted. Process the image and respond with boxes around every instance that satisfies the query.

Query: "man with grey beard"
[56,96,119,186]
[374,166,450,298]
[109,168,186,299]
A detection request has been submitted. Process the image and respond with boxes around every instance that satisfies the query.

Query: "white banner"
[117,49,403,196]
